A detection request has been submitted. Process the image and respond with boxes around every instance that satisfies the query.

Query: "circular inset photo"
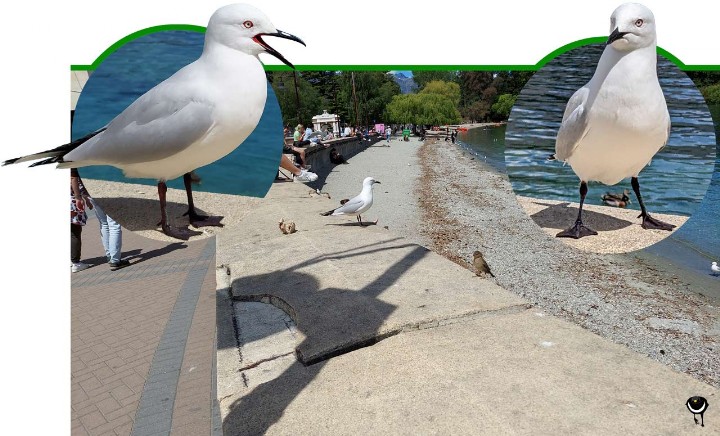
[72,30,284,241]
[504,43,717,253]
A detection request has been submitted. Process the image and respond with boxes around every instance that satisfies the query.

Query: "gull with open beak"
[3,3,305,240]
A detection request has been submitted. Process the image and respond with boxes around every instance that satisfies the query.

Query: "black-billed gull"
[552,3,676,239]
[321,177,380,226]
[3,3,305,240]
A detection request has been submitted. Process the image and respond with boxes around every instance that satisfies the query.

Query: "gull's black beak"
[253,29,305,69]
[374,181,381,184]
[607,27,628,45]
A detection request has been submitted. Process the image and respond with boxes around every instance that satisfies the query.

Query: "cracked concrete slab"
[221,308,719,435]
[226,185,527,363]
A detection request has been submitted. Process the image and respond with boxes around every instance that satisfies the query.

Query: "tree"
[412,71,459,88]
[490,94,517,120]
[336,71,400,127]
[385,93,461,126]
[420,80,461,106]
[268,71,323,127]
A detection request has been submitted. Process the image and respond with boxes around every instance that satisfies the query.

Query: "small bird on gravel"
[686,396,708,427]
[473,251,493,277]
[321,177,380,226]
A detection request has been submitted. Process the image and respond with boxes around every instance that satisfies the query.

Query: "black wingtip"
[2,157,21,166]
[546,154,557,161]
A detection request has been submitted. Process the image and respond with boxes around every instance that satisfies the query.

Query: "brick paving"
[71,217,220,436]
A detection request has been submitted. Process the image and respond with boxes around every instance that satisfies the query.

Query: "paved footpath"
[217,178,719,435]
[71,215,221,436]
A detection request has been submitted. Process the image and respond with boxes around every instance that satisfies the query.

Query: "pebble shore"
[416,137,719,388]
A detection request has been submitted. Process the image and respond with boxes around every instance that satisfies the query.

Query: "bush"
[700,84,720,105]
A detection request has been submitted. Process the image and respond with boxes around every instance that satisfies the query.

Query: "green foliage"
[686,71,720,88]
[412,71,459,88]
[456,70,533,122]
[385,93,461,126]
[700,84,720,105]
[420,80,461,106]
[490,94,517,120]
[269,71,323,127]
[336,71,401,126]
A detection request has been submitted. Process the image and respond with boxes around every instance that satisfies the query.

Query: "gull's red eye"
[243,20,253,28]
[635,19,643,27]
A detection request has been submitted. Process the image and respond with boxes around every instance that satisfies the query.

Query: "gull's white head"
[363,177,381,188]
[204,3,305,67]
[713,262,718,267]
[607,3,657,51]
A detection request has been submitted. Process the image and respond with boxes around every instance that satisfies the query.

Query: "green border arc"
[70,25,720,72]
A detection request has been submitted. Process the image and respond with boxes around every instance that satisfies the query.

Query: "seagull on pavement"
[2,3,305,240]
[552,3,675,239]
[321,177,380,226]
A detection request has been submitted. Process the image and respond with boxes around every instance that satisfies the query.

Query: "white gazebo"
[312,110,340,136]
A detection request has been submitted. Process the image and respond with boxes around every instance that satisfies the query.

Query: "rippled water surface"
[504,44,716,217]
[72,31,283,197]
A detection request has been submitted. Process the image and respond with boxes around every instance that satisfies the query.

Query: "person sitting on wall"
[293,124,311,147]
[329,147,348,165]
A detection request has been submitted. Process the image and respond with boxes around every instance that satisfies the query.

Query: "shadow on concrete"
[529,201,633,231]
[221,241,428,435]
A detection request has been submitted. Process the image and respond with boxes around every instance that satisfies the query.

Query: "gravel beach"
[322,133,719,388]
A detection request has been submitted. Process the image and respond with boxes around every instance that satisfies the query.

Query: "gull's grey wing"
[64,79,215,165]
[554,86,590,161]
[335,195,365,214]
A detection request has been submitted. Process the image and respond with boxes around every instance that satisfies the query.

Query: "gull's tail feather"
[320,209,336,216]
[2,128,106,167]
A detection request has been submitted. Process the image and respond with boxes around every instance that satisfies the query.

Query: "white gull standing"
[711,262,720,275]
[3,3,305,240]
[552,2,676,239]
[321,177,380,226]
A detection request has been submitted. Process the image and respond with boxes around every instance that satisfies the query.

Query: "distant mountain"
[390,72,418,94]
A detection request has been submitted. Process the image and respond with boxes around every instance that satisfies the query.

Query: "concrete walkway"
[217,177,719,435]
[71,215,220,436]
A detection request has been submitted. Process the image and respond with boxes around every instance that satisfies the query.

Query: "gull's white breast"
[567,50,670,186]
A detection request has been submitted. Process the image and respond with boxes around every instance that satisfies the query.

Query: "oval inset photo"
[72,29,284,242]
[504,43,717,254]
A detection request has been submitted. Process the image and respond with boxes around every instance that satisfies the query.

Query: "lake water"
[72,30,283,197]
[503,44,716,217]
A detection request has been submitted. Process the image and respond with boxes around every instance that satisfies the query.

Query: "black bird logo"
[686,396,708,427]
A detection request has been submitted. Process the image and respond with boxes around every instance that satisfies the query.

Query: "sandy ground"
[516,196,687,254]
